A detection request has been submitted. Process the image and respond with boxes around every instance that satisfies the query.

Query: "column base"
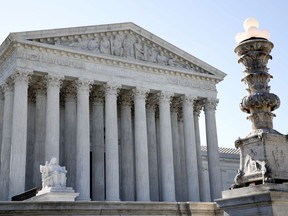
[27,187,79,201]
[216,183,288,216]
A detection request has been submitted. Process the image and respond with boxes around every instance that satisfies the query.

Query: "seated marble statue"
[40,157,67,188]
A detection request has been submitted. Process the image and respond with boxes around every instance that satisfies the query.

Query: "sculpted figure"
[168,57,180,67]
[87,38,100,53]
[123,35,135,58]
[156,52,168,65]
[40,157,67,188]
[134,39,145,60]
[111,34,124,56]
[67,38,88,50]
[146,47,158,63]
[99,36,111,55]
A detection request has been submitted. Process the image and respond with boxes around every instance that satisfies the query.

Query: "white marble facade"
[0,23,226,202]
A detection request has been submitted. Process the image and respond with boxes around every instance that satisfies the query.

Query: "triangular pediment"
[6,22,226,80]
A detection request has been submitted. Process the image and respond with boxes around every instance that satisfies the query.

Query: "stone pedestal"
[29,187,79,201]
[234,133,288,187]
[216,183,288,216]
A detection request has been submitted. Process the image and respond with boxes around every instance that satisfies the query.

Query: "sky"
[1,0,288,148]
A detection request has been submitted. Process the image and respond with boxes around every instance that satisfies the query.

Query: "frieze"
[31,30,213,76]
[16,49,216,91]
[16,50,85,69]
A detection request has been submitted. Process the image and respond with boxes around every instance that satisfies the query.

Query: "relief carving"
[32,30,211,75]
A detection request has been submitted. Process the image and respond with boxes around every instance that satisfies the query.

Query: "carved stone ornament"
[235,38,280,136]
[45,74,64,88]
[103,82,121,96]
[132,87,149,100]
[32,30,212,75]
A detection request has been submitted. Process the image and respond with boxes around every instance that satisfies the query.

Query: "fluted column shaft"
[194,101,205,201]
[33,83,46,188]
[9,71,31,198]
[133,88,150,201]
[146,96,159,201]
[91,88,105,201]
[64,84,77,189]
[120,91,135,201]
[182,95,200,201]
[76,79,91,201]
[170,99,182,201]
[0,82,14,200]
[104,83,120,201]
[158,91,175,202]
[45,74,63,161]
[204,98,222,201]
[0,89,4,168]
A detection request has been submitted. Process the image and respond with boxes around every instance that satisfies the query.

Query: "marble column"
[33,80,46,188]
[170,98,183,201]
[119,90,135,201]
[177,110,188,201]
[146,95,159,201]
[104,82,120,201]
[193,101,205,201]
[0,80,14,200]
[25,88,36,190]
[0,89,4,167]
[91,87,105,201]
[133,87,150,201]
[182,95,200,201]
[45,74,63,161]
[9,70,31,198]
[64,83,77,189]
[75,79,92,201]
[158,91,175,202]
[204,98,222,201]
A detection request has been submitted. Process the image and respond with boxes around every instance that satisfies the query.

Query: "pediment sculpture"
[31,30,212,75]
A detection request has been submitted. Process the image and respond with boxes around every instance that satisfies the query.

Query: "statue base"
[216,183,288,216]
[27,187,79,201]
[233,132,288,187]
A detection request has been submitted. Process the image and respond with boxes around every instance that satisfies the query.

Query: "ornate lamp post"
[233,18,286,187]
[216,18,288,216]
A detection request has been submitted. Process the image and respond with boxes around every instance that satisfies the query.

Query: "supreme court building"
[0,23,228,202]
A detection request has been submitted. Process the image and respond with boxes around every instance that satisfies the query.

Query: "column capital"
[146,94,158,111]
[194,100,204,117]
[119,90,133,107]
[103,82,121,96]
[90,86,105,103]
[34,78,47,96]
[181,94,197,105]
[158,91,174,103]
[204,98,219,112]
[11,69,32,84]
[75,78,92,93]
[2,79,14,93]
[132,87,149,100]
[45,74,64,87]
[63,82,77,101]
[171,97,182,113]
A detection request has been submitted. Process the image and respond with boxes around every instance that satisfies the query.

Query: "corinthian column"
[104,82,121,201]
[91,87,105,201]
[204,98,222,201]
[170,98,182,201]
[193,100,205,201]
[119,90,135,201]
[9,70,32,198]
[0,81,14,200]
[63,83,77,189]
[158,91,175,202]
[75,79,92,201]
[33,80,46,188]
[45,74,63,161]
[146,94,159,201]
[182,95,200,201]
[133,87,150,201]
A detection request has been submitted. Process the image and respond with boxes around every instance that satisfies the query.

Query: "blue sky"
[1,0,288,148]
